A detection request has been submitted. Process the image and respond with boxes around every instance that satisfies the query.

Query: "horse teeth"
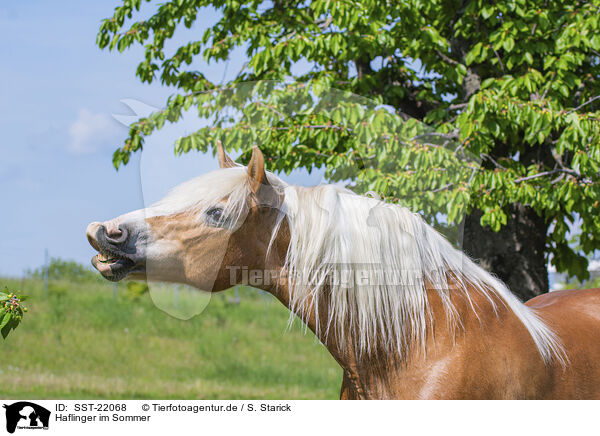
[97,253,116,263]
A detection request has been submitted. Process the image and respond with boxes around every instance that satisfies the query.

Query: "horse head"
[86,144,286,292]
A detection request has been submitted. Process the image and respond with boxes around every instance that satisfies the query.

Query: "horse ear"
[247,146,270,193]
[216,141,236,169]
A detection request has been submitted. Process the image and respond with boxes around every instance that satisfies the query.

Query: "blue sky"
[0,1,323,276]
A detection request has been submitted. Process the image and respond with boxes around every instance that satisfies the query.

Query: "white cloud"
[68,108,123,154]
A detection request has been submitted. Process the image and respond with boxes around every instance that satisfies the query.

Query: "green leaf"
[0,312,10,330]
[1,320,14,339]
[481,78,496,89]
[481,6,495,19]
[465,43,482,65]
[559,84,569,98]
[503,37,515,53]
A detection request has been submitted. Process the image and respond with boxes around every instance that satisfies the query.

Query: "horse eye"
[206,207,225,225]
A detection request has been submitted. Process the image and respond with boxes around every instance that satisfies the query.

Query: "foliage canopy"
[98,0,600,281]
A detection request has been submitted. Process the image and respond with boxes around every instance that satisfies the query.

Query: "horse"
[86,144,600,399]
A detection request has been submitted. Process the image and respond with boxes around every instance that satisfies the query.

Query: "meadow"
[0,277,341,399]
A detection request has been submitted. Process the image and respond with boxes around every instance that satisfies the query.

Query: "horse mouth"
[87,222,144,282]
[91,251,138,282]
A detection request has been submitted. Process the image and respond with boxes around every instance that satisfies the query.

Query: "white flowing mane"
[161,167,565,364]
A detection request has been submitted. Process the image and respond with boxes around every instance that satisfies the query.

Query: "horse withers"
[86,144,600,399]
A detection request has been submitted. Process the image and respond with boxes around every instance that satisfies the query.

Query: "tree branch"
[492,48,505,74]
[481,153,507,170]
[430,182,454,193]
[514,168,581,183]
[412,131,459,142]
[566,95,600,114]
[435,49,460,66]
[448,103,468,111]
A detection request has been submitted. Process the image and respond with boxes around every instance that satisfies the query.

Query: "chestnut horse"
[87,144,600,399]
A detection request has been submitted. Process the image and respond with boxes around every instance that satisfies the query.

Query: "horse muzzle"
[86,221,146,281]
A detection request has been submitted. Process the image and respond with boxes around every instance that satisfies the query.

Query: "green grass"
[0,277,341,399]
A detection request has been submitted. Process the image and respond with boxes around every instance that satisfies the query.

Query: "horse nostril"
[105,224,129,245]
[107,227,122,238]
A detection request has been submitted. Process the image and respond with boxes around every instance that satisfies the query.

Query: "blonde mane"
[162,167,565,364]
[280,183,565,364]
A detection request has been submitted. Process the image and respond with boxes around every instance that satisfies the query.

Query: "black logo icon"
[3,402,50,433]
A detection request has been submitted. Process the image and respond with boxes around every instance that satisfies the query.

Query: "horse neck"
[265,273,367,393]
[260,219,530,398]
[266,269,518,398]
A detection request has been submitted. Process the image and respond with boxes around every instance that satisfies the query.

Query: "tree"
[97,0,600,300]
[26,257,100,282]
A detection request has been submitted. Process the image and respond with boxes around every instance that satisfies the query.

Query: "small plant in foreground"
[126,281,149,300]
[0,287,28,339]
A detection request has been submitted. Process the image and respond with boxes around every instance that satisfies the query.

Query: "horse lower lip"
[92,254,137,281]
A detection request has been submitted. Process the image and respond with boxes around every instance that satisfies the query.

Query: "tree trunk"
[462,204,549,301]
